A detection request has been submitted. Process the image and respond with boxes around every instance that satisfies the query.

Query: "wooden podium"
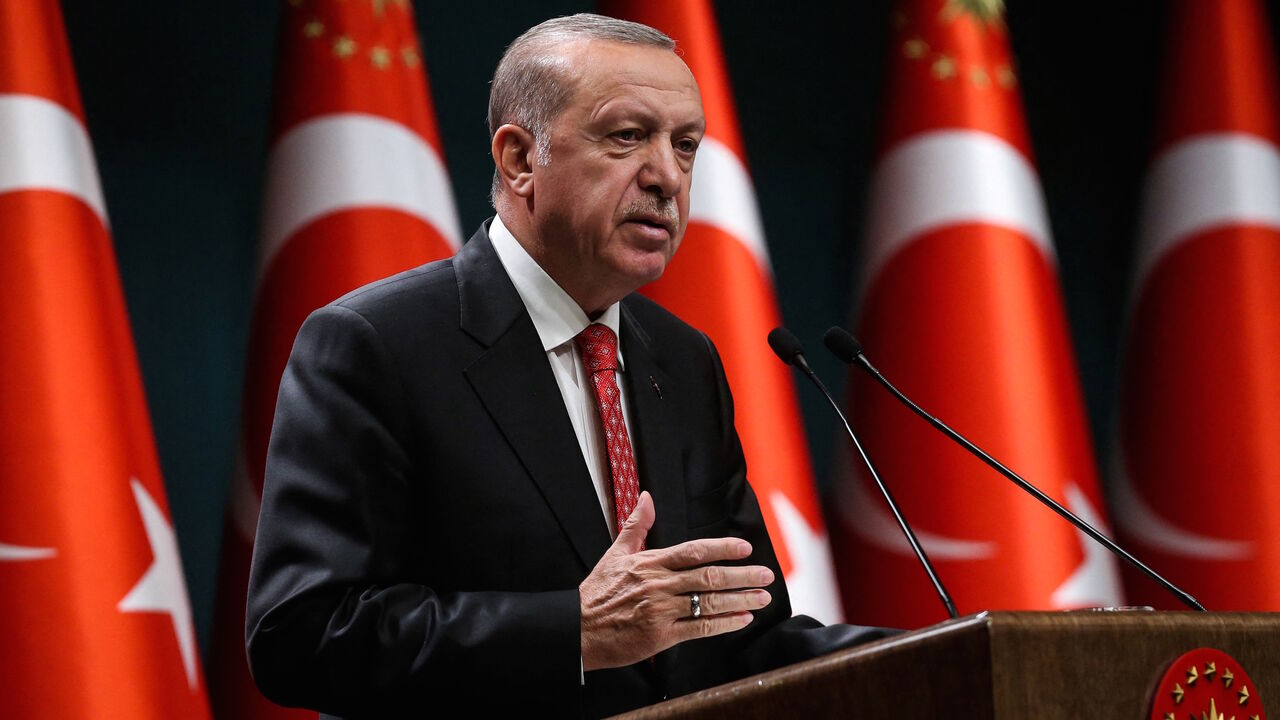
[617,611,1279,718]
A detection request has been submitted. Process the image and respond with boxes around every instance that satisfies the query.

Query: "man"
[247,14,887,718]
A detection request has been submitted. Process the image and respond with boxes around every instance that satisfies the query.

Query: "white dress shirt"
[488,216,637,539]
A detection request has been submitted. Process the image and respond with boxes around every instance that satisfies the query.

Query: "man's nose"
[638,141,683,198]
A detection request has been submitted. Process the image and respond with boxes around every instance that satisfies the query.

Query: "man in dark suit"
[247,14,887,718]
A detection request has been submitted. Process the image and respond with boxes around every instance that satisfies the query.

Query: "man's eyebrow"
[587,100,706,137]
[676,118,707,135]
[590,100,658,125]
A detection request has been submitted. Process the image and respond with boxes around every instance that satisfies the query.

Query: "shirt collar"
[489,215,624,367]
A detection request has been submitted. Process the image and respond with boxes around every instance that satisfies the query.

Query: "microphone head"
[823,326,864,364]
[767,327,805,366]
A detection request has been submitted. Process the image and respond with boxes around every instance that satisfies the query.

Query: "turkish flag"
[0,2,211,717]
[1113,0,1280,610]
[600,0,844,623]
[829,0,1122,628]
[206,2,462,717]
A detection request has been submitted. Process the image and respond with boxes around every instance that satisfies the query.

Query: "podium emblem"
[1149,648,1265,720]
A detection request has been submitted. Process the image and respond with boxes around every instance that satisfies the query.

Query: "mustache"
[622,195,680,230]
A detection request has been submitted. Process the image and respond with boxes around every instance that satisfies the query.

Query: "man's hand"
[579,492,774,671]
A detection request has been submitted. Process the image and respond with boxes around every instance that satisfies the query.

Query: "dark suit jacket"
[246,222,888,718]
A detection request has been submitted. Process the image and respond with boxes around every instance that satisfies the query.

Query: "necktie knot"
[575,323,618,374]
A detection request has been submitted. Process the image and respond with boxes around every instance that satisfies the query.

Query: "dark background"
[53,0,1273,654]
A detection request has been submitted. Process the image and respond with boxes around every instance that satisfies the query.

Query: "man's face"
[531,40,705,311]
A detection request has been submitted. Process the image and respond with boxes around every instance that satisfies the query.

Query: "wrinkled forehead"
[557,38,701,107]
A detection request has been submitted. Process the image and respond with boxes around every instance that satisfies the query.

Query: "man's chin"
[632,259,676,290]
[603,254,667,293]
[602,233,680,290]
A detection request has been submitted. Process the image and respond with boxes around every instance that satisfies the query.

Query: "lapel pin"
[649,375,663,399]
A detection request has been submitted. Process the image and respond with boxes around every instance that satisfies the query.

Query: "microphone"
[766,326,813,373]
[824,326,1206,612]
[767,327,958,619]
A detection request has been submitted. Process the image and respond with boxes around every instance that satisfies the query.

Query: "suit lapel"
[456,225,611,571]
[620,303,687,551]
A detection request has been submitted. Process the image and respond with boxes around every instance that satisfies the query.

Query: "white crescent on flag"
[1117,131,1280,561]
[833,445,997,560]
[861,129,1054,301]
[258,113,463,276]
[0,94,106,223]
[1110,443,1252,560]
[846,128,1062,563]
[688,136,772,272]
[0,543,57,561]
[0,95,95,566]
[1136,132,1280,284]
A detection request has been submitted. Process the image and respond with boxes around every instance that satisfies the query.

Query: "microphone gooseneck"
[768,327,959,619]
[824,326,1206,612]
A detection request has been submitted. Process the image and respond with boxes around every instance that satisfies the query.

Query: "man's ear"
[491,124,537,198]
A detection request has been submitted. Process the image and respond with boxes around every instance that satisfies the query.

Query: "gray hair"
[488,13,675,204]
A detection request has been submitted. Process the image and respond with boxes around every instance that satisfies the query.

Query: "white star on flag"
[118,479,199,689]
[1050,483,1123,608]
[770,492,844,625]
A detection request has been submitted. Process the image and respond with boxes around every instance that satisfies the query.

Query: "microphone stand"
[825,327,1206,612]
[768,328,959,619]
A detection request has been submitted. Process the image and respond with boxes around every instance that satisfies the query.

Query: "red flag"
[830,0,1122,628]
[0,2,212,716]
[601,0,843,622]
[207,2,462,716]
[1113,0,1280,610]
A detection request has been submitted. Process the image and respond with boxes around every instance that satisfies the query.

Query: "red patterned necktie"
[575,323,641,533]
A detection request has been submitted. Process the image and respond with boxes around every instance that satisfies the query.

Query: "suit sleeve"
[245,304,581,717]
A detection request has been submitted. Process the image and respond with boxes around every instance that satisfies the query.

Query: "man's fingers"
[612,491,654,555]
[657,536,752,569]
[688,589,771,618]
[672,611,755,643]
[663,564,774,594]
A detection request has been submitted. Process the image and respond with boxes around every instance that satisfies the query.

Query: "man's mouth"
[622,194,680,240]
[627,216,674,235]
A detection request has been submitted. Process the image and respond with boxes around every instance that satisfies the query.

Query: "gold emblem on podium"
[1149,648,1266,720]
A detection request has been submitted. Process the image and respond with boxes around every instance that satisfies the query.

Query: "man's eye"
[613,129,641,142]
[676,139,700,154]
